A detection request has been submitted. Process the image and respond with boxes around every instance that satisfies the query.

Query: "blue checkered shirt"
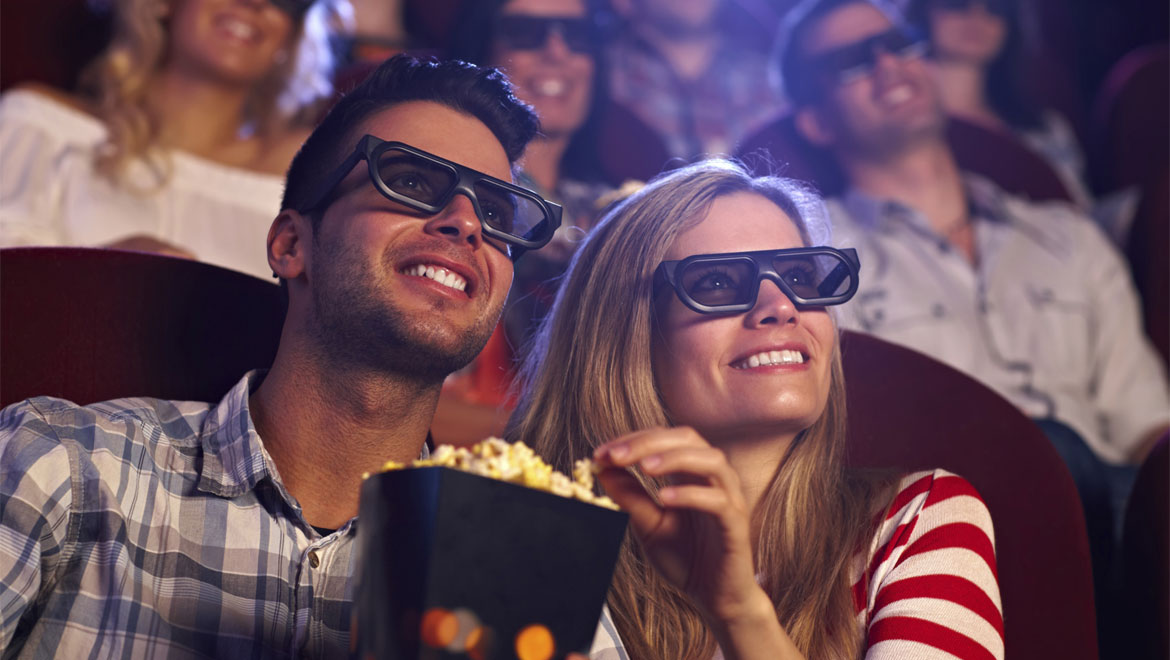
[0,371,365,659]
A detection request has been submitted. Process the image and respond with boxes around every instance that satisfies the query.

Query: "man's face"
[799,2,945,159]
[303,101,516,379]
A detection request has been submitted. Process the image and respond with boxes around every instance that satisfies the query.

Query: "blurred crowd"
[0,0,1166,654]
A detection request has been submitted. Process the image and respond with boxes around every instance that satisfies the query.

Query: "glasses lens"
[679,259,755,308]
[472,180,552,243]
[772,253,855,301]
[558,19,595,53]
[376,150,457,207]
[497,16,551,50]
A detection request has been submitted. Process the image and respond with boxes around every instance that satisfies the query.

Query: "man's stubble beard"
[309,243,501,383]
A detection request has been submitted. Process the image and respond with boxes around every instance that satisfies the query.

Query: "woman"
[508,160,1003,658]
[434,0,616,445]
[905,0,1133,232]
[0,0,345,279]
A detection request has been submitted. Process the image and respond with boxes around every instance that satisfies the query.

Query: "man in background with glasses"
[776,0,1169,618]
[0,55,561,657]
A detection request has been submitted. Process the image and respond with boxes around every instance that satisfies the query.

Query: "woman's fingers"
[595,466,665,534]
[638,446,743,500]
[595,427,710,468]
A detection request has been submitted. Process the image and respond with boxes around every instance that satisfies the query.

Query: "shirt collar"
[842,172,1013,231]
[196,370,273,497]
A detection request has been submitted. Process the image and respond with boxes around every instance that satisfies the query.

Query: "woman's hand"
[595,427,804,659]
[594,427,763,624]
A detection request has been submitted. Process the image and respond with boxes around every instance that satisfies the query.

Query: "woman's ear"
[794,106,836,147]
[268,210,309,282]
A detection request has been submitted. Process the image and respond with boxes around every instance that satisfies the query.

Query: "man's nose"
[424,193,483,249]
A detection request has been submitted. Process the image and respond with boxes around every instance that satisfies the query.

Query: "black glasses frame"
[298,135,563,260]
[655,246,861,314]
[807,27,929,88]
[495,15,597,54]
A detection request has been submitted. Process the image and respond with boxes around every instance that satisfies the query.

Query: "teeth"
[534,78,567,97]
[403,264,467,292]
[882,85,913,105]
[219,17,257,41]
[735,350,805,369]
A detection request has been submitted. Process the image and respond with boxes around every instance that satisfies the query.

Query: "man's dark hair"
[280,54,540,227]
[775,0,900,107]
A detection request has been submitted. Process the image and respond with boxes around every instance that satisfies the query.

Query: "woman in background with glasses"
[435,0,617,446]
[508,159,1004,659]
[0,0,347,279]
[904,0,1133,238]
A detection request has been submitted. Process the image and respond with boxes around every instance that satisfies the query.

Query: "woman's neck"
[712,430,795,515]
[930,59,1003,130]
[521,136,569,194]
[146,67,256,158]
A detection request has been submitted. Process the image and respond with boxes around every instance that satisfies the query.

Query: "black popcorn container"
[352,467,628,660]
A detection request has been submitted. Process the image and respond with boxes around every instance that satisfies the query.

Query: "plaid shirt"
[607,31,787,161]
[0,371,383,659]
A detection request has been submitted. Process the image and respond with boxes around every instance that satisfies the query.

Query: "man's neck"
[248,337,443,530]
[843,140,975,261]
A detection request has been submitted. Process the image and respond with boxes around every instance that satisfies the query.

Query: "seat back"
[841,330,1098,660]
[1120,434,1169,659]
[0,247,285,407]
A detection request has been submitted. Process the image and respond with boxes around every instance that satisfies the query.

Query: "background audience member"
[510,160,1002,659]
[434,0,617,446]
[0,0,346,279]
[904,0,1137,241]
[606,0,786,160]
[776,0,1170,641]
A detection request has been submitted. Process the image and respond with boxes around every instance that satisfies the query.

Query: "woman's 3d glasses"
[269,0,315,17]
[496,15,596,53]
[655,247,860,314]
[809,28,928,87]
[298,136,563,260]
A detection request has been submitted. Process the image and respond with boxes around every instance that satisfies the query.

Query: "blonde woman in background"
[508,160,1004,659]
[0,0,348,279]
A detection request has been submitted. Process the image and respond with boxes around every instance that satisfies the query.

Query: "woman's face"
[165,0,296,85]
[492,0,596,139]
[651,192,838,444]
[929,0,1008,66]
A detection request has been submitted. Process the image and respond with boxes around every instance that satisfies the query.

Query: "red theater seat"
[0,247,284,408]
[841,330,1098,660]
[1120,433,1169,660]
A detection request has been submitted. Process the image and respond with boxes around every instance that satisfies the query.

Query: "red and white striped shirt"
[852,470,1003,659]
[588,469,1003,659]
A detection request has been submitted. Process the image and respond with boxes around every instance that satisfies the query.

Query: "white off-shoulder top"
[0,89,284,281]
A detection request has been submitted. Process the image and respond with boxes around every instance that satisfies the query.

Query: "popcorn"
[373,438,619,510]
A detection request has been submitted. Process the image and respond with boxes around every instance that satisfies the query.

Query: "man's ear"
[794,106,836,147]
[268,210,310,281]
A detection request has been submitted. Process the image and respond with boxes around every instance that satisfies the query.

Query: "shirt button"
[308,550,321,569]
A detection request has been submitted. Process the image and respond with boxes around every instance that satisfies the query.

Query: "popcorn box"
[353,467,628,659]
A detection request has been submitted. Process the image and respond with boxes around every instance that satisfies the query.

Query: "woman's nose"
[746,280,799,327]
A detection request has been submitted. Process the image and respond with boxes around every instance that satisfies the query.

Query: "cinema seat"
[841,330,1098,660]
[0,247,284,408]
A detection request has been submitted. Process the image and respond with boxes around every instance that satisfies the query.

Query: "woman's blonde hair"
[81,0,347,186]
[507,159,891,659]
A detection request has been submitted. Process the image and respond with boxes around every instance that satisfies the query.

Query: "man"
[0,55,561,657]
[775,0,1168,548]
[607,0,786,160]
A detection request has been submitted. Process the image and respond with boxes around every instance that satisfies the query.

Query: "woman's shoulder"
[1,84,104,139]
[883,469,990,522]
